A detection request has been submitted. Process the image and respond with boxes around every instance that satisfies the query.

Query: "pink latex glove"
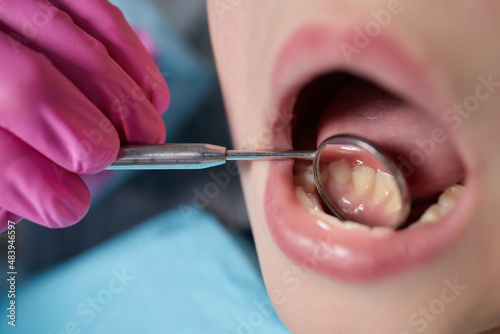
[0,0,170,232]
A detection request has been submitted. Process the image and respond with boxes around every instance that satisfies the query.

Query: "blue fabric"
[0,210,290,333]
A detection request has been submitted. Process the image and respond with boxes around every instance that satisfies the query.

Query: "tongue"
[316,77,464,200]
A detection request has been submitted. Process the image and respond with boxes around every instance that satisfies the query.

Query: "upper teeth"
[352,165,376,196]
[295,187,322,212]
[322,160,403,227]
[328,159,352,186]
[372,171,397,206]
[293,170,317,194]
[293,160,464,234]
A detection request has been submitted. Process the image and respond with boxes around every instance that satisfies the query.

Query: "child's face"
[207,1,500,333]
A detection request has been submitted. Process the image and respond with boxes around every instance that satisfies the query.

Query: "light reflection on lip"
[263,23,478,282]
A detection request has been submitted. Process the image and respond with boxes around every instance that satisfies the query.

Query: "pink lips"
[264,24,477,282]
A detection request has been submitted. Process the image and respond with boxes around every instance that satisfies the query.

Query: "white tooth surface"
[293,170,316,193]
[296,157,465,233]
[310,209,345,229]
[343,221,371,231]
[419,204,442,224]
[328,159,352,186]
[295,184,398,235]
[409,183,466,229]
[416,184,464,226]
[385,191,402,214]
[372,226,393,236]
[295,187,322,211]
[352,166,376,196]
[372,170,395,204]
[437,185,464,213]
[318,163,328,185]
[310,209,385,233]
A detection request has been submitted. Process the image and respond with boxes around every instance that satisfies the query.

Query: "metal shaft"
[226,150,315,161]
[107,143,316,170]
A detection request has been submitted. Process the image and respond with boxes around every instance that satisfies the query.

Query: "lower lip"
[264,161,474,282]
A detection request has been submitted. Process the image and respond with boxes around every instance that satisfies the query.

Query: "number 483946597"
[6,221,16,271]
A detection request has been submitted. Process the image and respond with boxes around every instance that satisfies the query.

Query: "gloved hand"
[0,0,170,232]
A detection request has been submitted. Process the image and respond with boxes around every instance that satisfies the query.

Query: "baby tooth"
[310,210,345,229]
[419,204,442,224]
[295,187,321,211]
[413,184,464,228]
[385,191,402,214]
[293,160,314,174]
[310,208,392,234]
[447,184,464,196]
[343,221,371,232]
[328,159,352,186]
[293,170,316,193]
[318,163,328,185]
[352,166,375,196]
[372,226,394,237]
[372,171,395,204]
[295,187,315,210]
[437,184,464,212]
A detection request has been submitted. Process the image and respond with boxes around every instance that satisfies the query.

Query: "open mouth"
[264,24,478,282]
[293,72,465,230]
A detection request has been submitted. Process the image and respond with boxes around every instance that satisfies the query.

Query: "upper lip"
[264,23,479,282]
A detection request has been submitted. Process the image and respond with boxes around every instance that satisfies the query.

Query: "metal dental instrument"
[109,143,315,169]
[107,134,410,228]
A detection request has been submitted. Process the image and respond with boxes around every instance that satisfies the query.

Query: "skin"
[207,1,500,333]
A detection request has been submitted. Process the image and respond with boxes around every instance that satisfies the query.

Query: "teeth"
[293,160,314,174]
[372,171,395,204]
[385,190,402,214]
[293,160,465,232]
[310,209,371,232]
[352,166,375,196]
[419,204,442,224]
[372,226,393,236]
[295,187,322,211]
[293,170,317,194]
[343,221,371,232]
[414,184,464,225]
[309,207,386,234]
[437,185,464,214]
[318,163,328,185]
[310,209,346,229]
[328,159,352,186]
[373,170,403,216]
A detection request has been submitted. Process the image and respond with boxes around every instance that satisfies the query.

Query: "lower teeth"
[293,161,464,233]
[411,185,464,227]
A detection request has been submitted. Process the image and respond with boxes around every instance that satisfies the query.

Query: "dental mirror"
[313,135,410,228]
[108,134,411,228]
